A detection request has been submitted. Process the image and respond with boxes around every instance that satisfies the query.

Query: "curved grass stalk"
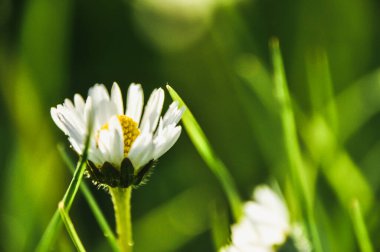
[36,153,88,252]
[58,201,86,252]
[36,120,93,252]
[167,85,242,221]
[58,145,119,251]
[270,38,323,252]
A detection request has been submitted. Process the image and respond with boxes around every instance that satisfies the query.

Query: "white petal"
[51,106,86,154]
[84,96,93,128]
[126,83,144,125]
[108,116,125,165]
[111,82,124,115]
[82,97,99,143]
[219,245,241,252]
[231,217,261,246]
[64,98,75,109]
[93,100,118,130]
[88,84,110,106]
[63,97,86,126]
[243,202,287,246]
[254,186,287,212]
[97,133,112,164]
[140,88,164,132]
[162,101,185,128]
[68,137,83,154]
[155,101,185,137]
[88,147,105,166]
[51,107,67,134]
[153,125,182,159]
[74,94,85,114]
[97,124,124,167]
[59,105,86,137]
[128,132,154,170]
[225,185,291,252]
[253,186,290,231]
[140,119,152,133]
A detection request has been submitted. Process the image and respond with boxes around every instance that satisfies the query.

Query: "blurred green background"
[1,0,380,251]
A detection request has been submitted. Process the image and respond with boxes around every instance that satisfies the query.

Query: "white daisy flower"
[221,185,291,252]
[51,82,185,187]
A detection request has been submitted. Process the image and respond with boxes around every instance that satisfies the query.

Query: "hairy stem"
[110,187,133,252]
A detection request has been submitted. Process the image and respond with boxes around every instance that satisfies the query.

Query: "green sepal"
[101,162,120,187]
[87,160,104,185]
[133,160,157,186]
[86,159,157,188]
[120,158,134,187]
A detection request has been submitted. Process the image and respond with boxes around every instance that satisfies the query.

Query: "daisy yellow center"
[117,115,140,156]
[99,115,140,157]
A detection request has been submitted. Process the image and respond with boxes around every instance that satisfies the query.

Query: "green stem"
[58,201,86,252]
[58,145,119,251]
[36,155,88,252]
[110,187,133,252]
[350,199,374,252]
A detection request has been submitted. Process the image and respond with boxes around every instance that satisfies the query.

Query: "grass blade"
[58,201,86,252]
[350,199,374,252]
[58,145,119,251]
[166,85,242,221]
[302,117,374,212]
[270,38,313,206]
[306,49,338,133]
[35,210,62,252]
[36,155,88,252]
[270,38,323,252]
[210,202,230,250]
[36,120,93,251]
[335,69,380,142]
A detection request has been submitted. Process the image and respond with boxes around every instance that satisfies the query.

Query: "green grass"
[1,0,380,251]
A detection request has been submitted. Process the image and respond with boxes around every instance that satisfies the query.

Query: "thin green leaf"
[166,85,242,221]
[58,145,119,252]
[336,68,380,142]
[350,199,374,252]
[270,38,323,252]
[35,210,61,252]
[235,55,285,169]
[36,120,93,251]
[236,51,374,213]
[302,116,374,212]
[304,50,374,212]
[306,49,338,133]
[210,202,230,251]
[270,38,312,205]
[58,201,86,252]
[36,155,88,252]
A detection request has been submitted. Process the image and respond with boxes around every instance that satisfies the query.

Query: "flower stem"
[110,187,133,252]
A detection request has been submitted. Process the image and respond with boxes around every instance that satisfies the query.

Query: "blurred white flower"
[291,224,312,252]
[221,185,291,252]
[133,0,237,52]
[51,82,185,187]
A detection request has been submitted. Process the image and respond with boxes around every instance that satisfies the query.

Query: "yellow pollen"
[97,115,140,157]
[117,115,140,157]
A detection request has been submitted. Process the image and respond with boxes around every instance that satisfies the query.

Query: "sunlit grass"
[1,0,380,251]
[167,85,243,221]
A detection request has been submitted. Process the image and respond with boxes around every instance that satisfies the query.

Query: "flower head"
[51,82,185,188]
[221,185,291,252]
